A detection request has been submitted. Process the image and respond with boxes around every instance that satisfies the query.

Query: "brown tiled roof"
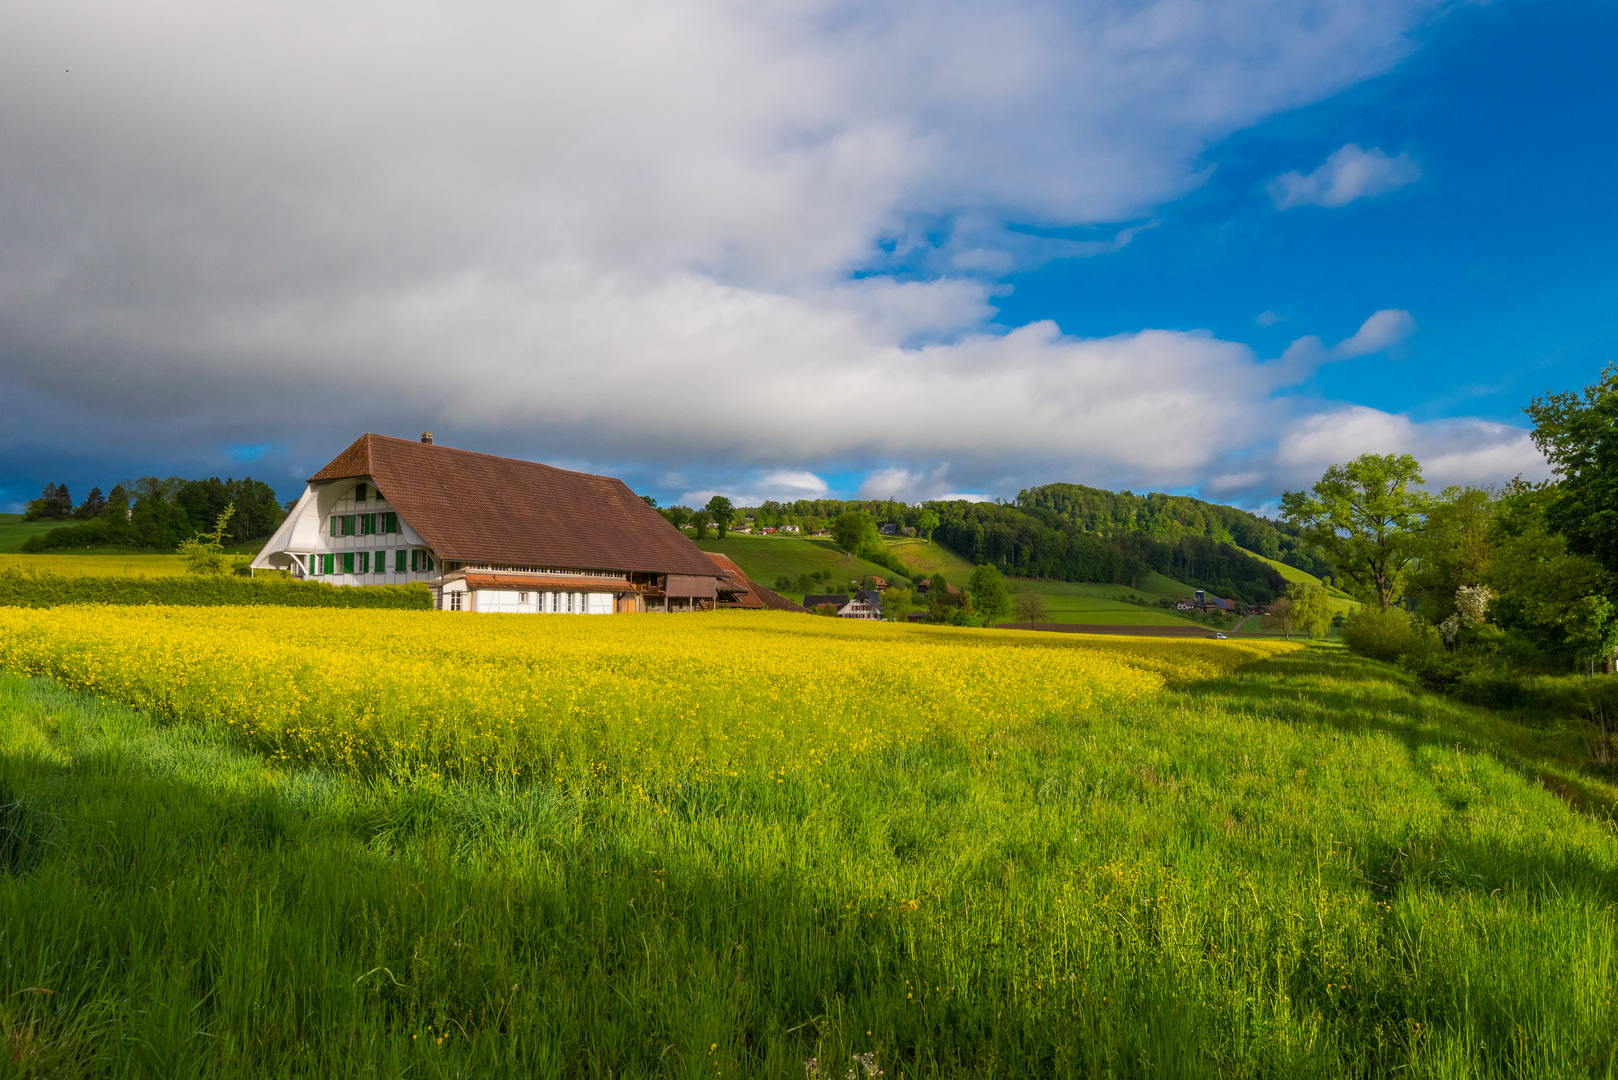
[310,434,720,577]
[704,551,807,613]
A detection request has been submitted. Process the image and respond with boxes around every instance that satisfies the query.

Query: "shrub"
[1341,606,1416,662]
[0,569,432,610]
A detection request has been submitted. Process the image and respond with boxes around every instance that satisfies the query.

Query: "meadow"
[0,515,68,555]
[3,606,1617,1077]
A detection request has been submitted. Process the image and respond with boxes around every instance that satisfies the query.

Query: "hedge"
[0,569,434,610]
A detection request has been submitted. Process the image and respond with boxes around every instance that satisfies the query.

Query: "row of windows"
[309,549,434,576]
[331,512,399,537]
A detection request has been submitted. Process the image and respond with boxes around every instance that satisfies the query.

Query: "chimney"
[421,432,434,445]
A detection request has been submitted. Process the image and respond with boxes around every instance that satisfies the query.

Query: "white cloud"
[1332,308,1418,358]
[680,469,830,508]
[1274,405,1549,489]
[0,0,1484,507]
[1269,144,1422,209]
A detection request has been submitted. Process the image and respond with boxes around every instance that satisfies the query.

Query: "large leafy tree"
[1485,479,1618,670]
[1280,453,1428,611]
[968,563,1012,626]
[1526,364,1618,574]
[703,495,735,539]
[831,511,877,555]
[1406,485,1495,623]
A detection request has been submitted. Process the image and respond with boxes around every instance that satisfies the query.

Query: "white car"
[1215,632,1228,639]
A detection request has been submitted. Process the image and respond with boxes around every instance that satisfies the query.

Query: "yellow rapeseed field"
[0,606,1300,786]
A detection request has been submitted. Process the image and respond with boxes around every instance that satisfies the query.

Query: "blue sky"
[0,0,1611,513]
[996,0,1617,435]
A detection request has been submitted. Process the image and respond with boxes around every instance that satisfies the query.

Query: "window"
[342,515,355,536]
[355,483,368,502]
[517,592,528,603]
[359,551,370,574]
[383,512,398,533]
[323,553,335,575]
[342,552,355,574]
[395,549,407,572]
[567,592,575,613]
[449,591,463,611]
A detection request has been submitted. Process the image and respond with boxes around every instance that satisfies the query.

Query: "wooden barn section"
[251,433,724,612]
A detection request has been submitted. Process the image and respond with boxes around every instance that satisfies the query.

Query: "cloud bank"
[0,0,1539,508]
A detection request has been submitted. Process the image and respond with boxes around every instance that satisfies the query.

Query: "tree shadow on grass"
[1180,647,1618,900]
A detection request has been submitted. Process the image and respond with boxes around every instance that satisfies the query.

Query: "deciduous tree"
[704,496,735,539]
[968,563,1012,626]
[1281,453,1428,611]
[1011,590,1049,627]
[1527,364,1618,574]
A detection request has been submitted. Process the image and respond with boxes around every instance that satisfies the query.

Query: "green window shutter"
[323,554,334,575]
[385,512,398,534]
[411,550,418,573]
[308,556,319,576]
[343,552,354,574]
[330,516,337,537]
[343,515,355,536]
[395,549,406,572]
[425,553,433,571]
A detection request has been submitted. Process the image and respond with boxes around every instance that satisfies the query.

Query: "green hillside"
[0,513,70,554]
[1238,546,1359,617]
[695,535,906,599]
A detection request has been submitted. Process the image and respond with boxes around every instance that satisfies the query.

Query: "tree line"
[21,476,287,553]
[1283,363,1617,681]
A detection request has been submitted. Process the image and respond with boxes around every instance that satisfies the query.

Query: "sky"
[1,0,1612,513]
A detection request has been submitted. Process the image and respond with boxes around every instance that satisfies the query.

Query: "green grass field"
[2,640,1615,1076]
[0,513,66,554]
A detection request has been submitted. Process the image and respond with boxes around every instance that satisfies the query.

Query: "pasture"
[0,514,66,554]
[2,606,1616,1077]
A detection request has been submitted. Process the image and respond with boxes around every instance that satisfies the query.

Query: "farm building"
[251,433,725,613]
[801,590,883,619]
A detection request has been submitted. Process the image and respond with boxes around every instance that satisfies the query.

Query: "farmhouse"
[251,433,725,613]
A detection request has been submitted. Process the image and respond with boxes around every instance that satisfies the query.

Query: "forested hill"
[1019,483,1332,578]
[931,499,1291,605]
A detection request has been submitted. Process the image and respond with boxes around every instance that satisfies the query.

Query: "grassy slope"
[3,647,1615,1075]
[1239,546,1360,616]
[695,535,905,598]
[0,513,67,554]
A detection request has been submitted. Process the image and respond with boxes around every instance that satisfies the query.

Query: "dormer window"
[355,482,368,502]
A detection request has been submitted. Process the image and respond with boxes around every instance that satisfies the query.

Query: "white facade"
[252,479,440,588]
[439,581,617,614]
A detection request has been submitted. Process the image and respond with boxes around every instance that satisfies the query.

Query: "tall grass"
[2,645,1616,1076]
